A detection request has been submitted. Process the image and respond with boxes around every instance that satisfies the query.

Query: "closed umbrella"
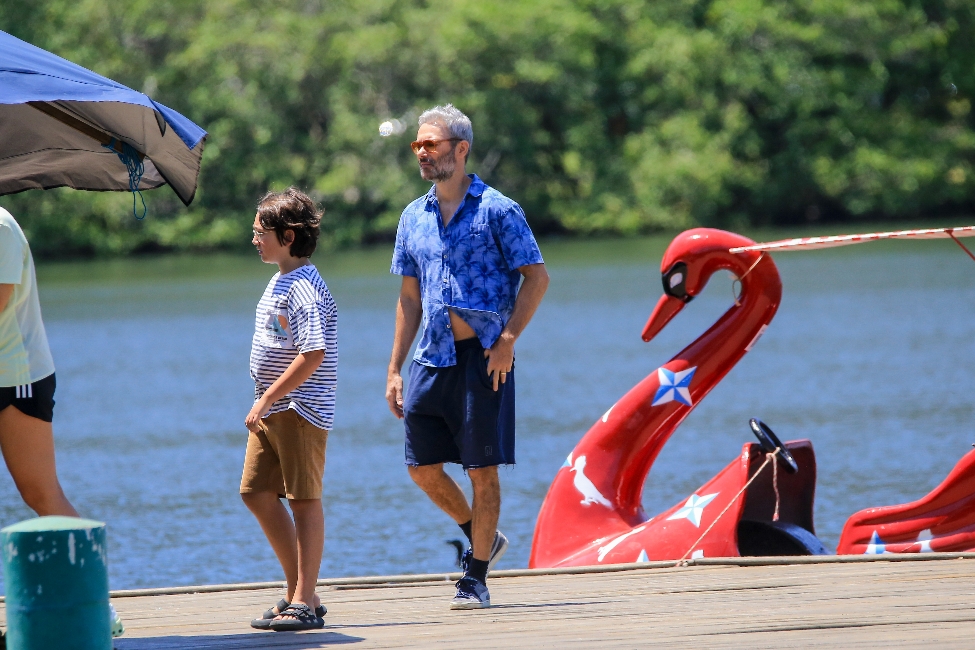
[0,29,206,210]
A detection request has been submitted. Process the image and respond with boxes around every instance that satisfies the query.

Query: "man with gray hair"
[386,104,549,609]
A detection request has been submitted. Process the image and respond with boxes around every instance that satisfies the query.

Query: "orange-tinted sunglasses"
[410,138,462,153]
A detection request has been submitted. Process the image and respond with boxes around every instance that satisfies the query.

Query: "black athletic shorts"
[0,373,56,423]
[404,338,515,469]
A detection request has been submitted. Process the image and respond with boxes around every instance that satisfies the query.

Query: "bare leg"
[241,491,299,604]
[0,405,78,517]
[288,499,324,608]
[408,463,473,524]
[468,467,500,562]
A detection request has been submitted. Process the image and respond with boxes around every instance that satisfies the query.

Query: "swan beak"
[641,294,685,342]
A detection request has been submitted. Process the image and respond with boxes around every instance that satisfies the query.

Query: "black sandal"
[251,599,326,630]
[250,598,289,629]
[268,603,325,632]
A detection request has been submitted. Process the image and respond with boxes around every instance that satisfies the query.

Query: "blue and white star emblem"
[864,530,886,554]
[651,366,696,407]
[666,492,718,527]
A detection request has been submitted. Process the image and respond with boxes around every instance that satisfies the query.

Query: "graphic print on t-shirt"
[263,306,293,348]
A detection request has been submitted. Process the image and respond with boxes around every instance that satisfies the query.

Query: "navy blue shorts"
[404,338,515,469]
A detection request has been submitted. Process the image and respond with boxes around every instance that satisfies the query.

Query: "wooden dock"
[4,555,975,648]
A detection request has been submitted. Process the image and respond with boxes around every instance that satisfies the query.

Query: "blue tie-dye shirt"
[390,174,544,367]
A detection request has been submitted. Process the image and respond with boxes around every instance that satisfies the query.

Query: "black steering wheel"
[748,418,799,474]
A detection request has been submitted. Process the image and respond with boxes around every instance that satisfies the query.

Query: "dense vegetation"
[1,0,973,256]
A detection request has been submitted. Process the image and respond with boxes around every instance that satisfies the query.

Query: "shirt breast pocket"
[469,220,503,263]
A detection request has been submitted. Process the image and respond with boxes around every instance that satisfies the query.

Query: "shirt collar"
[424,174,486,206]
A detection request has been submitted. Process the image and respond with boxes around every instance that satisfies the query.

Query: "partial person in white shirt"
[0,206,79,517]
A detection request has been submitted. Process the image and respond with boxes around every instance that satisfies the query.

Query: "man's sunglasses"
[410,138,462,153]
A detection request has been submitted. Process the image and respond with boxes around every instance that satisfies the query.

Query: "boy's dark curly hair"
[256,187,322,258]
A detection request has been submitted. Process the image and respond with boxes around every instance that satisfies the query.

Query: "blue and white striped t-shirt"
[249,264,337,430]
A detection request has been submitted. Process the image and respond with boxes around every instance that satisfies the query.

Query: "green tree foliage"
[1,0,972,256]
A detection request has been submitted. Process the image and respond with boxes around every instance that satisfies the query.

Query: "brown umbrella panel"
[0,100,205,206]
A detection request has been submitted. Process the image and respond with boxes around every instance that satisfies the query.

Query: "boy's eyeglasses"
[252,230,267,240]
[410,138,462,154]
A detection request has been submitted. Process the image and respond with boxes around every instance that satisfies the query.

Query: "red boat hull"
[838,448,975,554]
[542,440,819,566]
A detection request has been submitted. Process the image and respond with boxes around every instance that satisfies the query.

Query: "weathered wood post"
[2,516,111,650]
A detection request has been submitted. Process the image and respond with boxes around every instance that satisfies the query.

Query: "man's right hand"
[386,371,405,419]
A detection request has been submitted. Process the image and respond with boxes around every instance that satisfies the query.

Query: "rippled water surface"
[1,234,973,591]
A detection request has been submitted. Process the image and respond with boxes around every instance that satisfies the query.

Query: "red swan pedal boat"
[529,227,975,568]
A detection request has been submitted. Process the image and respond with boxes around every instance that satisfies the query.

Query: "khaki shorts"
[240,409,328,500]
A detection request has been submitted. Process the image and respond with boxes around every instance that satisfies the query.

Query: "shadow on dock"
[115,630,364,649]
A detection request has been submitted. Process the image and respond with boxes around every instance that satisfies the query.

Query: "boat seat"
[737,519,829,556]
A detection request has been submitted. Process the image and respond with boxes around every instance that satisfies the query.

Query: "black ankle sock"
[459,520,473,545]
[466,558,489,584]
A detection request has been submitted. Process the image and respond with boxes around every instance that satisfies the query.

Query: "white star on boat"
[666,492,718,527]
[651,366,697,407]
[916,529,934,553]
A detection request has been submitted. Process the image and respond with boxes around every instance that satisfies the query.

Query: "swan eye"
[662,261,692,302]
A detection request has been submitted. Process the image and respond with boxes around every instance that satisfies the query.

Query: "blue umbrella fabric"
[0,30,207,206]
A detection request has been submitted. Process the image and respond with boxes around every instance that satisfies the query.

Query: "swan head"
[642,228,772,342]
[571,456,586,472]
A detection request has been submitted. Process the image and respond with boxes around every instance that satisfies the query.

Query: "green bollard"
[2,516,111,650]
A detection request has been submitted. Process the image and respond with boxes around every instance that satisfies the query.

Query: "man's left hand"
[484,332,515,391]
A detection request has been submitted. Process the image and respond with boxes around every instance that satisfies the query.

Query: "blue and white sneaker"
[450,576,491,610]
[460,530,509,573]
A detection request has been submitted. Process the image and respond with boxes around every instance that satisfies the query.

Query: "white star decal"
[916,529,934,553]
[666,492,718,527]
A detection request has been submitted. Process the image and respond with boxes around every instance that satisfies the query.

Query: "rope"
[947,229,975,264]
[103,138,147,220]
[732,252,766,306]
[771,451,780,521]
[675,447,781,566]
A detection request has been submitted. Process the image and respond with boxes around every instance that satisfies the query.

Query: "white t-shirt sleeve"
[0,223,24,284]
[288,281,330,354]
[290,302,329,353]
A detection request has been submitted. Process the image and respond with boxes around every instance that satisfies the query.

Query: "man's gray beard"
[420,154,457,182]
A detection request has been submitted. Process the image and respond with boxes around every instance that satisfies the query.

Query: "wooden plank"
[3,559,975,647]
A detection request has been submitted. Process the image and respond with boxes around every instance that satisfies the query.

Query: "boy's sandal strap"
[262,598,290,620]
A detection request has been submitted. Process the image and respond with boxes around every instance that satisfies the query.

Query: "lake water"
[0,233,973,591]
